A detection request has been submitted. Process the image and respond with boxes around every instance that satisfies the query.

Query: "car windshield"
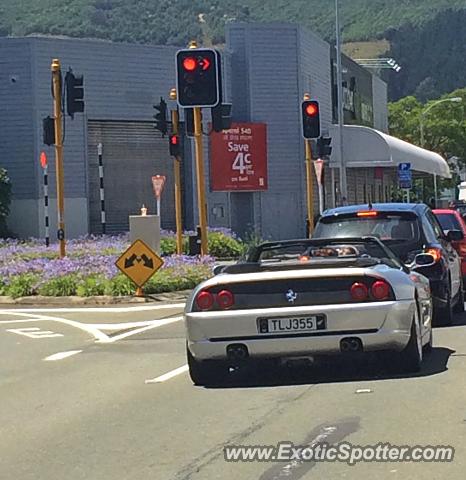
[314,213,420,242]
[254,240,403,269]
[435,213,461,231]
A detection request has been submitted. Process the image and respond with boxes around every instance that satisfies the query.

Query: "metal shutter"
[87,120,177,234]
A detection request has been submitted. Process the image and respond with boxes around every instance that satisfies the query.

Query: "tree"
[389,88,466,193]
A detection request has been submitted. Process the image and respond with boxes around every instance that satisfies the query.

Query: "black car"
[313,203,464,326]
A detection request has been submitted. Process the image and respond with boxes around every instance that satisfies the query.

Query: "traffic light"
[317,136,332,157]
[43,116,55,146]
[176,48,220,107]
[65,69,85,118]
[212,103,232,132]
[301,100,320,139]
[169,133,181,157]
[153,97,168,136]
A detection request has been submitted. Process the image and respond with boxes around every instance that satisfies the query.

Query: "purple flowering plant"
[0,229,242,297]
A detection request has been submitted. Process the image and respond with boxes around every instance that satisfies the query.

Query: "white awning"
[329,125,451,178]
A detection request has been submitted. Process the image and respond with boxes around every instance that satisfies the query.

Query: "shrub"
[38,275,78,296]
[0,168,12,238]
[105,274,134,296]
[208,231,243,258]
[76,276,108,297]
[5,274,38,298]
[160,237,177,255]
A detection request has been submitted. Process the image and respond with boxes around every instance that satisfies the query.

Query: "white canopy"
[329,125,451,178]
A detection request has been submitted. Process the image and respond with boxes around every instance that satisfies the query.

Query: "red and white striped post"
[40,152,50,247]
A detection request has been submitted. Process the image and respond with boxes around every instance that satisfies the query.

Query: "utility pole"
[335,0,348,204]
[193,106,208,255]
[169,88,183,255]
[302,93,315,236]
[51,59,66,258]
[305,139,314,237]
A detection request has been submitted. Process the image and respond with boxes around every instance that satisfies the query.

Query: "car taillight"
[458,242,466,257]
[371,280,390,300]
[196,291,214,311]
[350,282,369,301]
[425,247,442,262]
[217,290,235,309]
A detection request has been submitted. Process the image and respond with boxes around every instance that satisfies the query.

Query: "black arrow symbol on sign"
[140,254,154,269]
[124,254,138,269]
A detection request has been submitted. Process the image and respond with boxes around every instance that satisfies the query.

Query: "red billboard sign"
[210,123,268,191]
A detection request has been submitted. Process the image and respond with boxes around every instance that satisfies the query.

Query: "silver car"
[184,237,433,386]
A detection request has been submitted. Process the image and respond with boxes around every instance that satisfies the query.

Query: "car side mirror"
[414,253,436,268]
[446,230,464,242]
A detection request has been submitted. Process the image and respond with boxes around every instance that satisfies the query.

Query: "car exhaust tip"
[226,343,249,360]
[340,337,363,353]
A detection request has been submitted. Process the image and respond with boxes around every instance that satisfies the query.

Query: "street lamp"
[419,97,463,206]
[335,0,347,205]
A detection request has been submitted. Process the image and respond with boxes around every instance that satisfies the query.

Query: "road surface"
[1,302,465,479]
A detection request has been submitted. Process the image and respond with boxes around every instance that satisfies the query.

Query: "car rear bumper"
[185,300,417,361]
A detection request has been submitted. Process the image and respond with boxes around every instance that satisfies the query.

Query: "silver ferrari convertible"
[185,237,433,385]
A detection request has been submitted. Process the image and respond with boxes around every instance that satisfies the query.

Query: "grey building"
[1,23,446,241]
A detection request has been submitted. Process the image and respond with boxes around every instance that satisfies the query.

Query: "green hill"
[0,0,464,45]
[0,1,465,100]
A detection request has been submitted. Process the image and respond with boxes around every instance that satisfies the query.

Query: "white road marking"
[91,316,183,330]
[355,388,373,394]
[6,327,64,339]
[44,350,83,361]
[145,364,189,384]
[98,316,183,343]
[0,311,182,343]
[0,312,109,342]
[0,303,185,314]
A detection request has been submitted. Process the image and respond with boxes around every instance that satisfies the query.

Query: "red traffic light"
[200,57,211,71]
[182,57,197,72]
[170,135,179,145]
[305,103,319,116]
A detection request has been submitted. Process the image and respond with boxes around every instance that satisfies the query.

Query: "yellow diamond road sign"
[116,239,164,288]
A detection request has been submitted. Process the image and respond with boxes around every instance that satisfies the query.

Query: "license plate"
[258,315,326,334]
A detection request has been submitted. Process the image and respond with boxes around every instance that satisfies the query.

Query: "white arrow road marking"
[6,327,64,339]
[0,311,183,343]
[97,316,183,343]
[91,316,183,331]
[1,303,186,314]
[145,364,189,384]
[44,350,83,361]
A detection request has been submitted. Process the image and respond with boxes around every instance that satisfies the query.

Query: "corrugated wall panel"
[87,120,176,233]
[0,40,36,199]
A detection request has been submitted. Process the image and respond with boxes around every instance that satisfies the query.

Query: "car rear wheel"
[398,309,423,373]
[453,282,465,313]
[187,346,226,386]
[440,290,454,326]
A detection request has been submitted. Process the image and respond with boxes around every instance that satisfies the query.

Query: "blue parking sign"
[398,163,412,189]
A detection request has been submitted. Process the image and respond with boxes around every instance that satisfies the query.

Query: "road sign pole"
[43,164,50,247]
[97,143,106,234]
[171,107,183,255]
[51,58,66,258]
[193,107,208,255]
[305,139,314,237]
[406,189,410,203]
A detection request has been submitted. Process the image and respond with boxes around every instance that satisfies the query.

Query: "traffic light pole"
[51,59,66,258]
[193,107,208,255]
[305,139,314,237]
[171,108,183,255]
